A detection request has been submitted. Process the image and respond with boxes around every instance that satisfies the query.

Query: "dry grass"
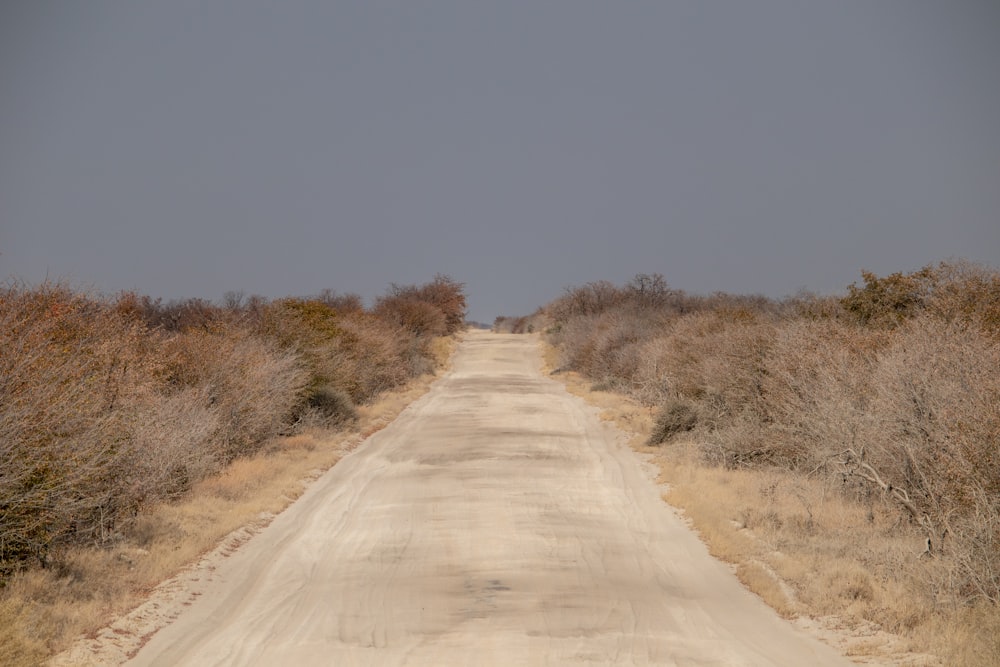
[736,560,799,619]
[426,334,458,368]
[654,449,983,665]
[0,366,446,666]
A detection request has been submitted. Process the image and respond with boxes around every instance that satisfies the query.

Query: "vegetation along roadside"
[0,275,465,666]
[518,260,1000,667]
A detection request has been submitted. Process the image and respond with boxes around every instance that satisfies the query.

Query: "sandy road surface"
[122,331,852,666]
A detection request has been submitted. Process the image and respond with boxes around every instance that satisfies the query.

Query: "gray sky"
[2,2,998,323]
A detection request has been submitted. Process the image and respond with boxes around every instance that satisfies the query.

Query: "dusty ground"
[54,331,856,666]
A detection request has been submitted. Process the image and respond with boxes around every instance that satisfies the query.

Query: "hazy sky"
[2,2,998,322]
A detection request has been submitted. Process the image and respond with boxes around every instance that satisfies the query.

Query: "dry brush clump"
[255,296,434,417]
[759,318,891,472]
[375,274,467,337]
[859,318,1000,603]
[159,328,309,463]
[543,262,1000,656]
[0,286,306,573]
[0,284,162,570]
[0,276,465,665]
[842,259,1000,333]
[0,276,466,579]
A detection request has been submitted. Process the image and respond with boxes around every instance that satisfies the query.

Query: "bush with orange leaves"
[374,274,467,336]
[254,297,420,420]
[0,276,465,575]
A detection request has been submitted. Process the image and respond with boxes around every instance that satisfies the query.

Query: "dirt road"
[125,331,853,666]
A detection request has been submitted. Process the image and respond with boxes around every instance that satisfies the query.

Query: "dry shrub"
[374,295,448,337]
[693,314,774,422]
[925,259,1000,334]
[593,312,669,391]
[407,274,467,334]
[547,280,626,321]
[256,298,357,398]
[842,267,936,327]
[301,385,358,428]
[0,284,307,573]
[647,399,698,445]
[572,310,638,385]
[701,415,774,469]
[335,312,424,402]
[258,297,342,350]
[230,283,458,413]
[549,312,601,372]
[118,293,226,332]
[842,260,1000,334]
[260,298,428,406]
[630,335,677,405]
[641,311,728,402]
[162,328,309,463]
[125,387,221,502]
[637,312,779,463]
[551,307,668,389]
[861,316,1000,602]
[375,274,467,336]
[760,319,890,470]
[313,288,364,314]
[425,334,458,369]
[0,284,161,568]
